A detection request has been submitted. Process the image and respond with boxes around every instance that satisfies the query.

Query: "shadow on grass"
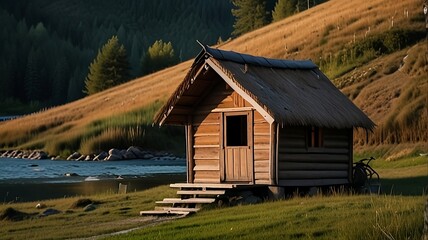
[380,176,428,196]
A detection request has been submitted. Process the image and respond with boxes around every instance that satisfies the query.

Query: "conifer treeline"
[0,0,234,108]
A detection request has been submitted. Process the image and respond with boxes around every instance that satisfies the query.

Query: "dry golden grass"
[0,0,425,156]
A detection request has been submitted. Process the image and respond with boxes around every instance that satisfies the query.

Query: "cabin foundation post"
[268,186,285,200]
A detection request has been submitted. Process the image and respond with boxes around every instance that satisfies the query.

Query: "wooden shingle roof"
[154,45,375,130]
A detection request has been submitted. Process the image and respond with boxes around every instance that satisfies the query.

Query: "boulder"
[93,151,108,161]
[64,173,79,177]
[85,155,93,161]
[67,152,81,161]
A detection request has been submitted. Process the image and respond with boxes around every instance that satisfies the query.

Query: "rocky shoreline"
[0,146,184,162]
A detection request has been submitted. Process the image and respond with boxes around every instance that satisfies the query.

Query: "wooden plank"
[254,135,270,145]
[254,167,269,173]
[278,178,349,186]
[279,154,349,163]
[323,140,349,148]
[170,183,236,189]
[194,147,219,160]
[194,159,219,165]
[140,210,190,216]
[254,149,269,160]
[193,112,220,125]
[159,207,200,212]
[194,135,219,145]
[254,144,270,150]
[279,162,349,170]
[156,198,216,204]
[193,178,221,183]
[211,107,254,112]
[254,160,269,169]
[254,124,270,134]
[280,148,349,154]
[193,165,219,171]
[194,170,220,179]
[193,124,220,134]
[255,172,270,180]
[177,190,225,195]
[194,145,219,148]
[278,170,348,179]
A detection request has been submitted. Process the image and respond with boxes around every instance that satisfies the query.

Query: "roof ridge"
[203,45,317,70]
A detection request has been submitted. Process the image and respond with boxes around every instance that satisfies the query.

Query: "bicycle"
[352,157,381,194]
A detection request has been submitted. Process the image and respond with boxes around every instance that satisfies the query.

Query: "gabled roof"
[154,45,375,130]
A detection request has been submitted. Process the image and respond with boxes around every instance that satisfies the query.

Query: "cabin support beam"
[186,117,194,183]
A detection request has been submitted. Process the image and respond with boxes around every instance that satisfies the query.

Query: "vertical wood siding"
[277,127,352,186]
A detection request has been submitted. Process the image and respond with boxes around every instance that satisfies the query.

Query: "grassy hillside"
[0,0,426,158]
[1,157,426,239]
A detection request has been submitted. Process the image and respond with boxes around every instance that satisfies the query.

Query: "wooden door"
[221,111,253,183]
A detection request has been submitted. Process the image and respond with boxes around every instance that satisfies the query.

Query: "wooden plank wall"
[253,111,271,184]
[191,80,272,184]
[277,127,352,186]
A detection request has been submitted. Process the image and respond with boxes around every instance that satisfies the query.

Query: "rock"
[142,153,154,159]
[93,151,108,161]
[38,151,48,160]
[64,173,79,177]
[85,155,93,161]
[71,198,95,208]
[67,152,81,161]
[83,204,97,212]
[123,150,137,159]
[41,208,61,216]
[106,154,122,161]
[36,203,47,209]
[76,155,86,161]
[127,146,145,158]
[108,148,122,156]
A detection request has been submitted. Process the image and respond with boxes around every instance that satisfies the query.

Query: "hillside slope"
[0,0,425,158]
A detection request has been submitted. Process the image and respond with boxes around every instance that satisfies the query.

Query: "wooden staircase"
[140,183,236,216]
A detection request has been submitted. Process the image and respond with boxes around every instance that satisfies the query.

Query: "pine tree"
[231,0,269,37]
[141,40,179,75]
[84,35,130,95]
[24,47,42,101]
[272,0,296,22]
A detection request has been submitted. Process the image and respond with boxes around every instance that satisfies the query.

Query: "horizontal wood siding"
[278,127,351,186]
[191,83,233,183]
[253,111,271,184]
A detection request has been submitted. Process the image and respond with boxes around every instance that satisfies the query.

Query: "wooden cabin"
[154,45,375,188]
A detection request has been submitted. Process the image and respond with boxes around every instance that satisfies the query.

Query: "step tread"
[177,190,225,195]
[140,210,190,216]
[156,197,216,204]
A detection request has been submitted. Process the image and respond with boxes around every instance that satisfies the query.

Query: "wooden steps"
[140,182,238,216]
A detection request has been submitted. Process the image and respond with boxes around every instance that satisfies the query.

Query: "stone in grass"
[41,208,61,217]
[36,203,47,209]
[83,204,97,212]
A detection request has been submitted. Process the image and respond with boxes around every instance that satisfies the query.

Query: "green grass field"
[1,156,426,240]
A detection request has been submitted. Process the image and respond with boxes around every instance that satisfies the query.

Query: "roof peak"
[200,43,317,70]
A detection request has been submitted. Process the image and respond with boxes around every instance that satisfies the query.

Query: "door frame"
[220,110,254,183]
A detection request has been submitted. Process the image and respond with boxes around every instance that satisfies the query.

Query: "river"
[0,157,186,202]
